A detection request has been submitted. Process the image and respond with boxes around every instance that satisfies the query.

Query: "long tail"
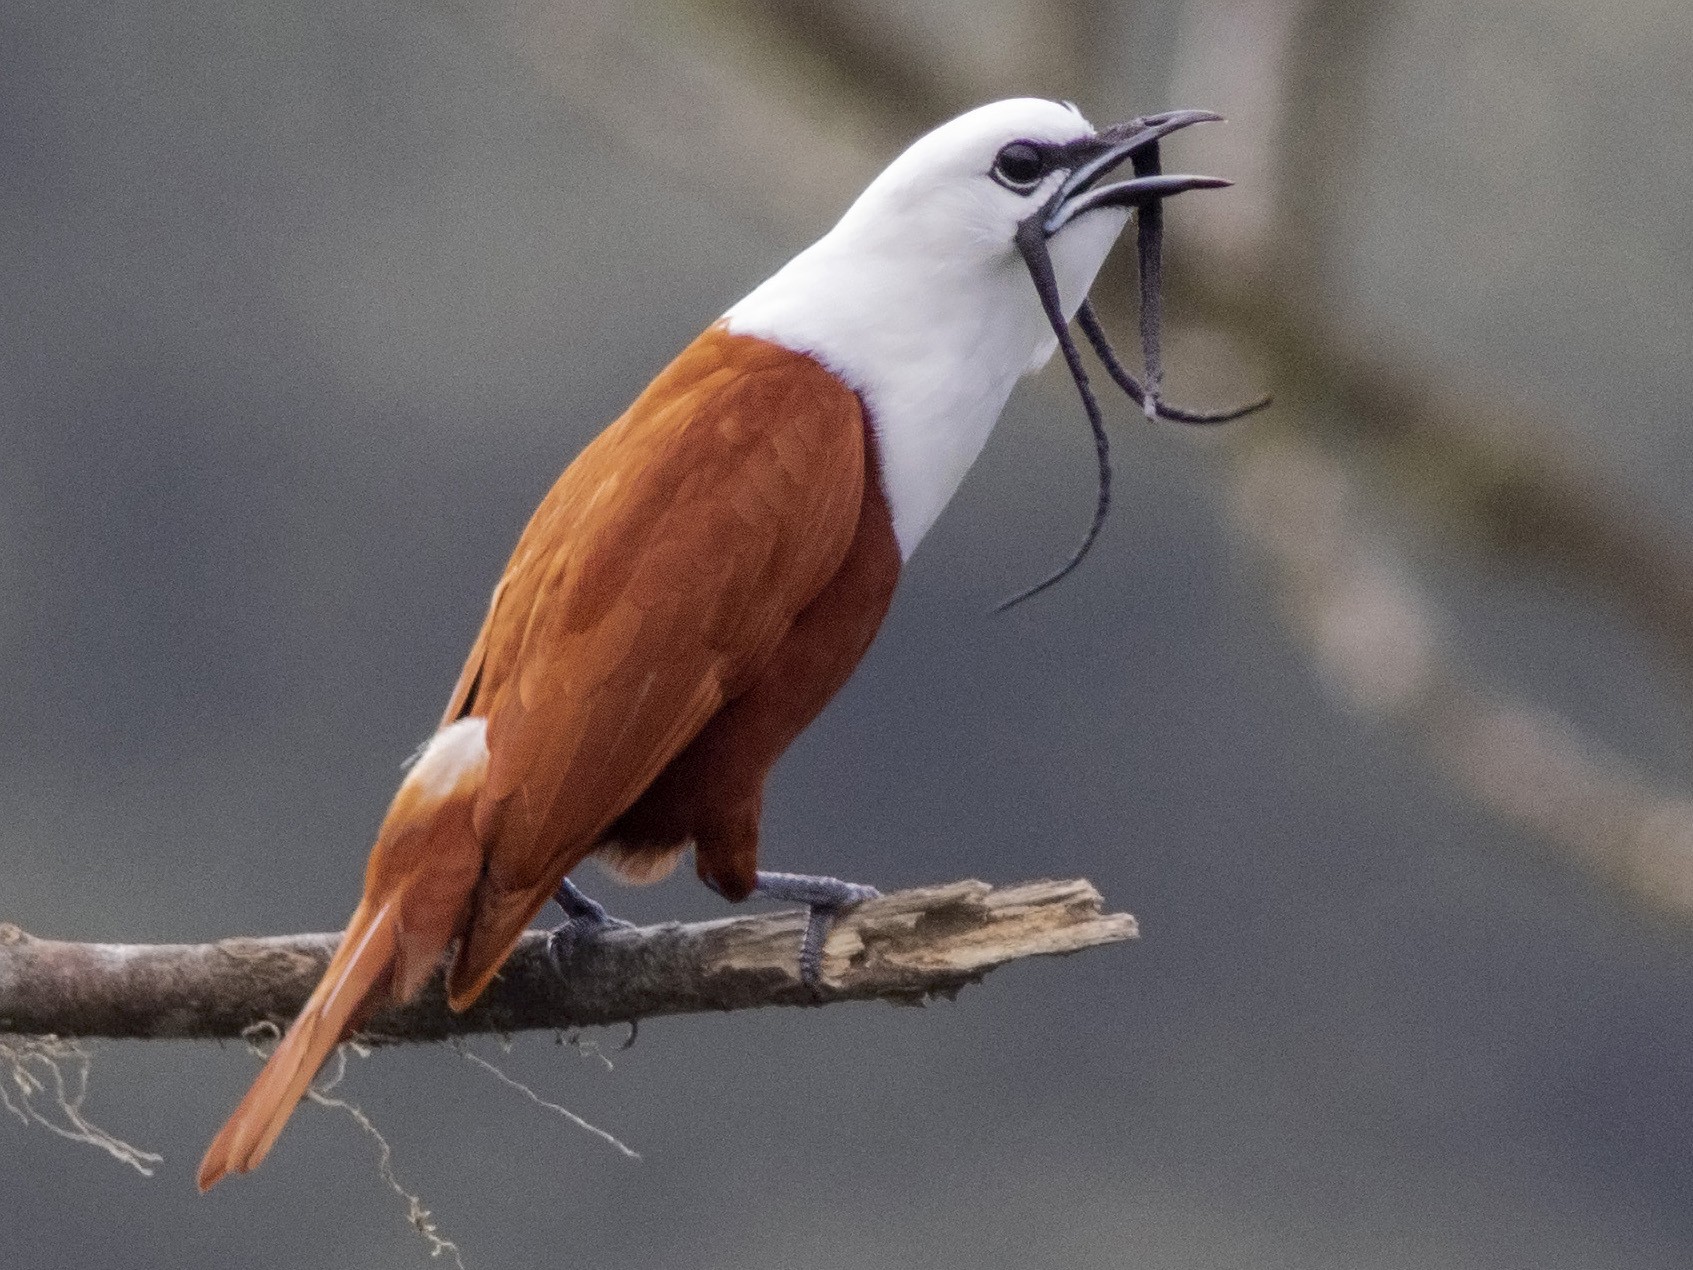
[198,718,489,1191]
[196,895,400,1189]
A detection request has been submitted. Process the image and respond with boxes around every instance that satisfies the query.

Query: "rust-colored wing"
[442,326,868,1006]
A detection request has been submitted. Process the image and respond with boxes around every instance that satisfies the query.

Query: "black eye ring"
[992,141,1048,191]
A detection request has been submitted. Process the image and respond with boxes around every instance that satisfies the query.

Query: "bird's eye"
[992,141,1047,190]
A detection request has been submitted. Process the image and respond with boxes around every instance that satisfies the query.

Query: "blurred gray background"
[6,0,1693,1266]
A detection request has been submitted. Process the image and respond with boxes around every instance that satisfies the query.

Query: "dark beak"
[1042,109,1228,236]
[996,105,1266,613]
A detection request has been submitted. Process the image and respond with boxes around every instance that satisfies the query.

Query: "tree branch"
[0,880,1135,1043]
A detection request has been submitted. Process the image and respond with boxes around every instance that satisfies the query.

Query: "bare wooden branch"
[0,880,1135,1043]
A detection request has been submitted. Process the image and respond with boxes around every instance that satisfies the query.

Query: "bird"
[197,96,1236,1190]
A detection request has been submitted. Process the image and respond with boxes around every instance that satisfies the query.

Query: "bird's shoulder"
[442,323,869,726]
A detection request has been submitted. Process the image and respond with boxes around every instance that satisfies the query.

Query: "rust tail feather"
[198,718,490,1190]
[444,875,565,1012]
[196,895,400,1190]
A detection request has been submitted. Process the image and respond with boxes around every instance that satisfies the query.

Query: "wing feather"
[440,328,868,1005]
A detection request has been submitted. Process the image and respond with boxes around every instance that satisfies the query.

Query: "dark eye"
[992,141,1047,190]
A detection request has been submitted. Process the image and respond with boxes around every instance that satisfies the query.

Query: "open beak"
[996,105,1267,613]
[1041,109,1229,236]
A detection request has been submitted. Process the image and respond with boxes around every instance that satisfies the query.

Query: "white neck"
[725,207,1127,559]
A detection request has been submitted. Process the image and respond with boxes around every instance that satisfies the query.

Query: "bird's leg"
[751,870,881,987]
[546,877,635,970]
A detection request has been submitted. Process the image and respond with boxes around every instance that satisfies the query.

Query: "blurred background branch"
[474,0,1693,913]
[10,2,1693,1262]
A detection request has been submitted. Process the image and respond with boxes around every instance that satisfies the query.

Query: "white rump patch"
[405,717,489,799]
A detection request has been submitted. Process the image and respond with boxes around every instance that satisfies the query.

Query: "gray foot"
[753,870,881,987]
[547,877,634,970]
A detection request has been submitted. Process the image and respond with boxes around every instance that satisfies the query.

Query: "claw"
[546,878,635,972]
[751,871,880,987]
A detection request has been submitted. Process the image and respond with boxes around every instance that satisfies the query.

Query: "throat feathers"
[198,96,1261,1191]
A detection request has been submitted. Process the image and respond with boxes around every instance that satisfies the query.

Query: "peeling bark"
[0,879,1136,1043]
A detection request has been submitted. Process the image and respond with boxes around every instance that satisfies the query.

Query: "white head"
[726,98,1222,557]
